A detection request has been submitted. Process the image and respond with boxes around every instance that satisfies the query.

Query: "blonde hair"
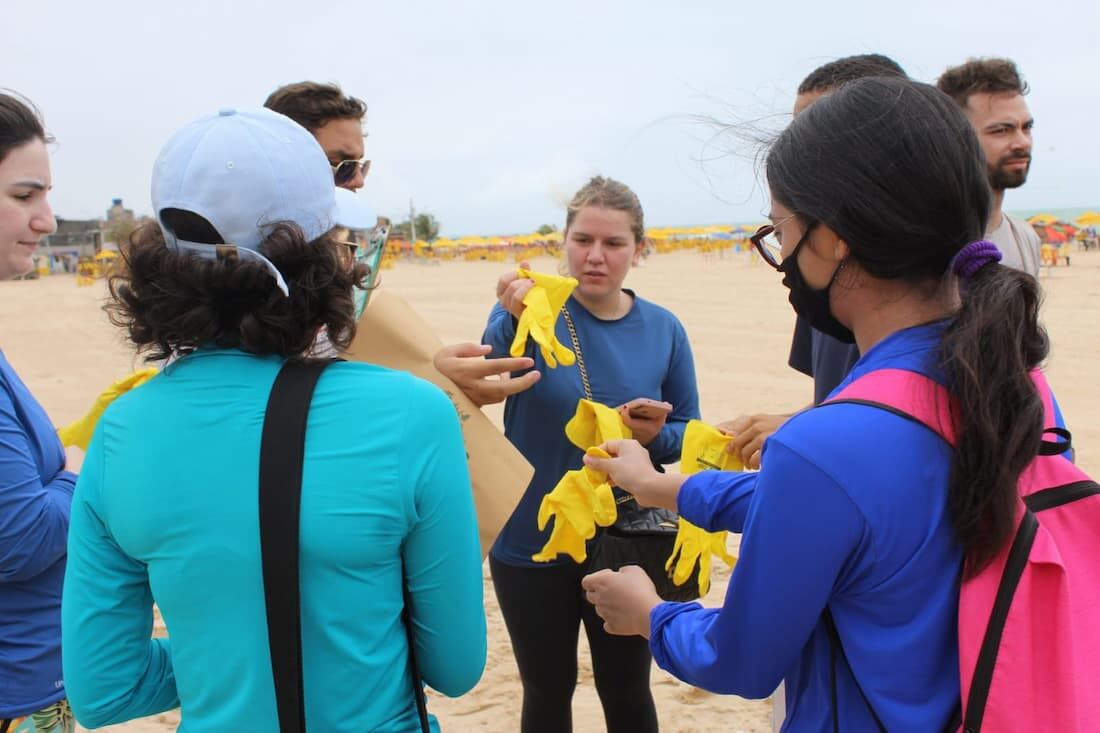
[565,176,645,243]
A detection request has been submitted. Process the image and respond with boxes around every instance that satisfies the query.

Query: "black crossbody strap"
[259,359,430,733]
[260,359,333,733]
[403,564,431,732]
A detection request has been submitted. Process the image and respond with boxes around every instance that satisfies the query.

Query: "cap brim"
[334,187,376,231]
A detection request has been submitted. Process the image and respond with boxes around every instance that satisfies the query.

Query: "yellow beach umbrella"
[1027,214,1059,225]
[1075,212,1100,227]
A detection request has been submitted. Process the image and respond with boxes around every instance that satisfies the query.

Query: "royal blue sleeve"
[61,426,178,727]
[0,382,76,583]
[647,320,700,464]
[482,303,519,361]
[649,439,866,697]
[677,469,759,534]
[400,380,487,697]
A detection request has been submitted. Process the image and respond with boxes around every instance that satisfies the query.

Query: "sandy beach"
[4,248,1098,733]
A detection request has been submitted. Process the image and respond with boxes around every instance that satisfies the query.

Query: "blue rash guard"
[649,321,1066,732]
[0,351,75,718]
[483,292,700,567]
[61,350,486,732]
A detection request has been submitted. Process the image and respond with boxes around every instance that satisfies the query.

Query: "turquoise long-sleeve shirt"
[62,349,485,732]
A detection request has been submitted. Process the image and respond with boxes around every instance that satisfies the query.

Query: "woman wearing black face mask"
[754,217,855,345]
[575,77,1069,732]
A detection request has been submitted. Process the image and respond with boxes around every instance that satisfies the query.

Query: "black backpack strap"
[824,608,888,733]
[961,510,1039,733]
[259,359,334,733]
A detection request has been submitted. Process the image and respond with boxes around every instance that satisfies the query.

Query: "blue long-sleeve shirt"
[0,350,75,719]
[483,292,700,567]
[651,323,970,732]
[62,349,486,732]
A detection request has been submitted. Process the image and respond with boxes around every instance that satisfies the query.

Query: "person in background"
[937,58,1041,277]
[61,107,485,732]
[0,92,75,733]
[484,176,700,733]
[265,81,540,404]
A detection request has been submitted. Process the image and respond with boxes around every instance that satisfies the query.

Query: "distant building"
[44,218,101,256]
[106,197,134,223]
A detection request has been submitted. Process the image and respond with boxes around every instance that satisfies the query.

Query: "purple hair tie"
[951,240,1003,281]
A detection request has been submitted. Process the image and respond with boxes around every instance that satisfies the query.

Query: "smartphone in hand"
[622,398,673,420]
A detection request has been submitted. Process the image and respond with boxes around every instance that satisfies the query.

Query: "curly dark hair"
[936,58,1028,108]
[797,54,907,95]
[263,81,367,133]
[107,221,368,362]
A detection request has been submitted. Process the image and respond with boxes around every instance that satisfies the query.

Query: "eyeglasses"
[331,158,371,186]
[750,214,800,270]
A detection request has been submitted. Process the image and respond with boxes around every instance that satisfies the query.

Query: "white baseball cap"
[151,107,338,295]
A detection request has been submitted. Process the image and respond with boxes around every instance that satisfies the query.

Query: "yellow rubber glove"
[665,420,741,596]
[57,368,158,449]
[564,398,631,451]
[533,448,617,563]
[510,269,578,368]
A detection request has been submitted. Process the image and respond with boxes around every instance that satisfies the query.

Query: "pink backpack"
[826,368,1100,732]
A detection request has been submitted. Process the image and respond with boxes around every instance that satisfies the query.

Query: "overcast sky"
[9,0,1098,236]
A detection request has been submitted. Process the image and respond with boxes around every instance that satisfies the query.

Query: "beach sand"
[4,249,1097,732]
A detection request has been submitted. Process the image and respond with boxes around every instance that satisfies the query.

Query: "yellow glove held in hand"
[533,448,616,563]
[57,368,158,449]
[665,420,743,595]
[509,269,578,368]
[564,398,631,450]
[665,519,738,596]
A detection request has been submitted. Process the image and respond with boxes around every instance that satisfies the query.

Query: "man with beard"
[937,59,1041,276]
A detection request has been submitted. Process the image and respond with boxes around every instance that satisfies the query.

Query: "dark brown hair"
[797,54,907,95]
[768,77,1047,574]
[263,82,367,133]
[107,220,368,362]
[0,91,52,164]
[565,176,645,243]
[936,58,1028,108]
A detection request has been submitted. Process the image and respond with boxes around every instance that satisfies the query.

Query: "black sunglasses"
[331,158,371,186]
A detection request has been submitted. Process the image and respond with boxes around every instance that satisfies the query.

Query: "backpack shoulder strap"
[823,368,957,446]
[260,359,335,733]
[259,359,430,733]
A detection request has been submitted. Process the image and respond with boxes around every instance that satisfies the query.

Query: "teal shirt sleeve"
[400,380,487,696]
[61,425,179,728]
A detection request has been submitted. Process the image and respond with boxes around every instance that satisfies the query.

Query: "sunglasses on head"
[331,157,371,185]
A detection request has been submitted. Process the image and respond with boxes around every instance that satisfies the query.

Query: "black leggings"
[490,555,659,733]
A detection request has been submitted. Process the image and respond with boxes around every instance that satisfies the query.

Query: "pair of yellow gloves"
[532,400,627,562]
[508,269,578,368]
[57,368,158,449]
[667,421,740,596]
[534,397,741,597]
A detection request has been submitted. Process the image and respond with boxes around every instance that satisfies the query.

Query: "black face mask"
[779,227,856,344]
